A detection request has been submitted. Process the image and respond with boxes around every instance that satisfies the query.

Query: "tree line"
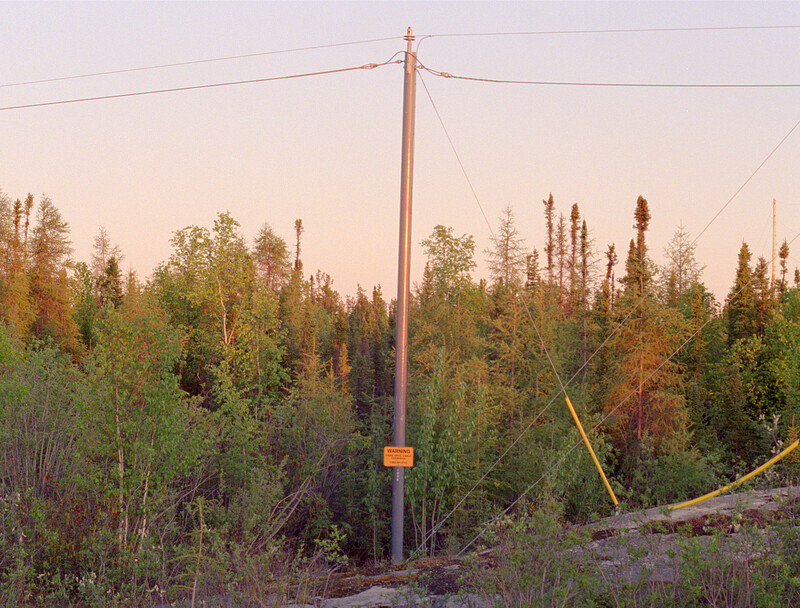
[0,188,798,605]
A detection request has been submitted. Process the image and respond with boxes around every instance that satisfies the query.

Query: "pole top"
[405,27,414,41]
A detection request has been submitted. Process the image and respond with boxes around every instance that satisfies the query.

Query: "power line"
[419,61,800,88]
[0,58,402,112]
[420,25,800,39]
[9,26,796,94]
[692,115,800,245]
[0,36,403,89]
[9,25,791,90]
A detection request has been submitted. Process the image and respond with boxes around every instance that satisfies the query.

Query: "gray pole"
[392,27,416,565]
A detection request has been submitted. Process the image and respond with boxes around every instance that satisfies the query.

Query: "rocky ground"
[583,486,800,586]
[310,486,800,608]
[171,486,799,607]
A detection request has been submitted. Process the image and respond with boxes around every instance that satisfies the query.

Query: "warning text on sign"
[383,446,414,468]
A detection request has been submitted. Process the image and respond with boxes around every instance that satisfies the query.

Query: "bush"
[466,506,601,607]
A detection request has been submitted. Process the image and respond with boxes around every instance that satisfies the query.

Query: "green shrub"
[466,506,601,607]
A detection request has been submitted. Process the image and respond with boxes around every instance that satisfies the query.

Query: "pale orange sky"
[3,1,800,302]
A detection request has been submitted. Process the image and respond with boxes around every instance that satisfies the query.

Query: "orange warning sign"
[383,446,414,467]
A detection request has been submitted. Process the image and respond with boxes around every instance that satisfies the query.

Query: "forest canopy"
[0,189,799,605]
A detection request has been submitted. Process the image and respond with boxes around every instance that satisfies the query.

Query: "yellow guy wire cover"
[669,439,800,511]
[564,396,618,506]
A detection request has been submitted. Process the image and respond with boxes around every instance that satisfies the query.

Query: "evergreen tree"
[525,249,540,292]
[345,285,394,557]
[590,275,614,409]
[601,198,687,465]
[753,256,774,335]
[486,205,526,289]
[577,219,594,369]
[28,196,79,351]
[568,203,580,309]
[486,283,523,426]
[778,239,789,296]
[556,213,567,303]
[347,286,392,409]
[604,243,618,309]
[98,255,124,308]
[293,218,304,271]
[543,193,555,286]
[620,195,652,296]
[90,226,124,295]
[0,194,30,271]
[308,270,350,391]
[662,223,702,306]
[677,283,726,448]
[726,242,757,345]
[278,266,313,377]
[124,268,143,306]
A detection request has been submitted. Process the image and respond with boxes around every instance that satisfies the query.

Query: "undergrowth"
[464,490,800,608]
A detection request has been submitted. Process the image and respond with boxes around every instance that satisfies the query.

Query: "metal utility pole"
[392,27,416,565]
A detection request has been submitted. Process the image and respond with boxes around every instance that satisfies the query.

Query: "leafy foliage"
[1,188,799,604]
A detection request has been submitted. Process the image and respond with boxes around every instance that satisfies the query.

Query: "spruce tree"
[90,226,123,295]
[526,249,540,292]
[486,205,526,288]
[29,196,79,351]
[604,244,618,308]
[294,218,304,271]
[662,223,702,306]
[99,256,124,308]
[602,198,687,464]
[621,195,652,296]
[543,193,555,286]
[753,256,774,336]
[556,213,567,303]
[568,203,580,309]
[726,242,756,345]
[778,240,789,296]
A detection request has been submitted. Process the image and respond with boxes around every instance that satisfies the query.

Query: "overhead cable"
[419,61,800,88]
[419,24,800,39]
[1,36,403,89]
[0,57,402,112]
[692,115,800,244]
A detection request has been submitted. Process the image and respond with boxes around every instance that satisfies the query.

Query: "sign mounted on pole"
[384,446,414,468]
